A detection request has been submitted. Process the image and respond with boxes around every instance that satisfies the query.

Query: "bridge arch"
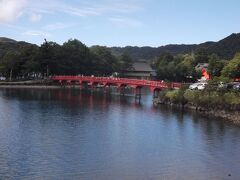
[51,75,180,99]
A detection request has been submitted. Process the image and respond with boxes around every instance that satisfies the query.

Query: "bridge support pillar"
[134,87,142,101]
[59,80,67,88]
[153,89,161,98]
[67,80,75,88]
[118,86,126,96]
[79,80,83,90]
[89,83,95,92]
[103,85,108,93]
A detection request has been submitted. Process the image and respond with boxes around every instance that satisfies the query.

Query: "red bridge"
[51,75,181,99]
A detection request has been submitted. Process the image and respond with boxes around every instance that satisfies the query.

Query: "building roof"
[123,72,155,77]
[129,62,154,72]
[195,63,209,71]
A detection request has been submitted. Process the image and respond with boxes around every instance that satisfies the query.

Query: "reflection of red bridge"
[51,76,181,99]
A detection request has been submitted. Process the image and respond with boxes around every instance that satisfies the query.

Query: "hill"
[0,37,17,43]
[0,37,31,59]
[109,33,240,61]
[0,33,240,61]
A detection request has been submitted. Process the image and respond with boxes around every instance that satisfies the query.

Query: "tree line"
[0,38,240,82]
[0,39,132,81]
[152,47,240,82]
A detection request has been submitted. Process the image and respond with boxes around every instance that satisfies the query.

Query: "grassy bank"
[157,88,240,110]
[155,88,240,125]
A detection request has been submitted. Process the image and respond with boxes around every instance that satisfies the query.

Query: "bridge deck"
[51,76,181,90]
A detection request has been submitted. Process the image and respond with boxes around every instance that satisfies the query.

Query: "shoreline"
[1,83,239,126]
[0,85,80,89]
[0,81,82,89]
[153,98,240,126]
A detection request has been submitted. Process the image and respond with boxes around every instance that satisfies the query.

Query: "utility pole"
[44,38,49,78]
[47,65,49,77]
[10,69,13,81]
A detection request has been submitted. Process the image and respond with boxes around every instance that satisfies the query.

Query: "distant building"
[121,62,156,80]
[195,63,209,71]
[195,63,211,82]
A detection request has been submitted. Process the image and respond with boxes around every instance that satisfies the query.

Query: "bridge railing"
[50,75,181,89]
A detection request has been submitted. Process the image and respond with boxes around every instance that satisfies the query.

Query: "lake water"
[0,88,239,179]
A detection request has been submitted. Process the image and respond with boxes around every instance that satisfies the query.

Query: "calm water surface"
[0,88,240,179]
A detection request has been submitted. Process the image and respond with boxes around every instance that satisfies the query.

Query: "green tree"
[90,46,119,75]
[221,53,240,79]
[0,51,21,80]
[60,39,91,75]
[119,53,133,70]
[175,54,197,82]
[19,45,39,78]
[155,53,199,82]
[208,54,226,77]
[155,53,175,80]
[37,40,61,77]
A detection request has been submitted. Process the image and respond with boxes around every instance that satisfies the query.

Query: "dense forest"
[151,51,240,82]
[0,39,132,80]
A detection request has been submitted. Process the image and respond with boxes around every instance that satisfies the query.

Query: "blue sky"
[0,0,240,47]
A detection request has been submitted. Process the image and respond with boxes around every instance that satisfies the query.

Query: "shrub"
[159,88,240,110]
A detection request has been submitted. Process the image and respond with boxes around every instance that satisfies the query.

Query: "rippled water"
[0,88,240,179]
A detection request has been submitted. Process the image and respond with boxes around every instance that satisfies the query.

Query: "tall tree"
[119,53,133,70]
[0,51,21,80]
[155,53,176,81]
[175,54,198,82]
[207,54,226,77]
[221,53,240,79]
[19,45,39,77]
[90,46,119,75]
[61,39,91,75]
[37,40,61,77]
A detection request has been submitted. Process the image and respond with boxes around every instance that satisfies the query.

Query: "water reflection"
[0,88,239,179]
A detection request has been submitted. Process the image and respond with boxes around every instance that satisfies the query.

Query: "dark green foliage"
[110,45,197,61]
[165,87,188,105]
[19,45,39,72]
[153,53,199,82]
[207,54,226,77]
[110,33,240,61]
[119,53,133,70]
[221,53,240,79]
[183,89,240,110]
[1,34,240,81]
[194,48,209,63]
[158,88,240,110]
[0,51,21,80]
[90,46,119,75]
[0,39,129,80]
[58,39,91,75]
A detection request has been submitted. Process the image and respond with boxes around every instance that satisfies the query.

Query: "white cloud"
[30,13,42,22]
[0,0,27,22]
[22,30,50,37]
[97,2,143,14]
[63,7,101,17]
[26,0,143,18]
[109,17,143,28]
[43,23,75,31]
[0,0,144,24]
[64,1,143,17]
